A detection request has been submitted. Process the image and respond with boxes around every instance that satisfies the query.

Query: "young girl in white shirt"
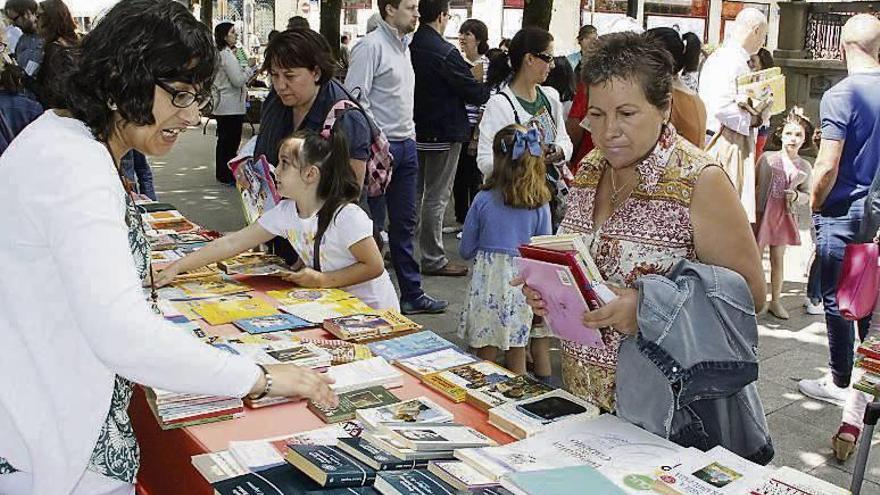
[158,129,399,311]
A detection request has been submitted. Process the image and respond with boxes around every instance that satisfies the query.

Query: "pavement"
[153,122,880,492]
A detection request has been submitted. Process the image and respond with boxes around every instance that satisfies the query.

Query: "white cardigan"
[0,112,260,495]
[476,85,573,180]
[212,47,254,116]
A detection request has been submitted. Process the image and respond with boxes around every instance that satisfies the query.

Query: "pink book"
[515,257,605,349]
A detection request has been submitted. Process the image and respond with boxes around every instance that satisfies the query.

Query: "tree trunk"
[200,0,213,27]
[321,0,343,59]
[522,0,553,30]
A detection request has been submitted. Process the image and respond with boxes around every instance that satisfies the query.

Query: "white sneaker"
[798,375,848,407]
[456,231,462,240]
[805,299,824,315]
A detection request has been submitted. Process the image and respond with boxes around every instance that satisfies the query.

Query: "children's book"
[308,386,400,424]
[233,313,316,334]
[367,331,456,363]
[193,297,279,325]
[356,396,454,431]
[174,276,251,299]
[218,252,292,276]
[230,154,281,225]
[299,338,374,365]
[267,287,354,306]
[280,299,377,324]
[170,294,251,319]
[514,257,604,348]
[421,361,517,403]
[324,311,423,342]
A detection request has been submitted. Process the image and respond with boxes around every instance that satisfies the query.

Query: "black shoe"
[400,294,448,315]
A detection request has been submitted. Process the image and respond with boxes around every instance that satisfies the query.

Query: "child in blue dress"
[458,124,552,375]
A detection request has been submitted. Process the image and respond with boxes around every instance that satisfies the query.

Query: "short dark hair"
[38,0,77,44]
[262,28,336,85]
[459,18,489,55]
[487,27,553,88]
[646,27,701,75]
[418,0,448,24]
[214,22,234,51]
[5,0,37,15]
[286,15,309,30]
[544,56,575,102]
[378,0,403,20]
[577,24,597,40]
[582,31,673,111]
[267,29,279,43]
[755,47,774,70]
[0,63,24,92]
[65,0,216,140]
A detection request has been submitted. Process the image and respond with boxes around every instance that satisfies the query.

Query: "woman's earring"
[108,101,118,111]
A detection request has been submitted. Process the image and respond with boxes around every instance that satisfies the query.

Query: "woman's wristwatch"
[248,364,273,401]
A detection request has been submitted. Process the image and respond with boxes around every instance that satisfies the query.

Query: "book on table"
[267,287,355,306]
[381,424,497,452]
[373,469,458,495]
[355,396,454,431]
[465,374,554,412]
[751,466,849,495]
[337,437,431,471]
[426,460,499,491]
[144,387,243,430]
[233,313,316,334]
[212,462,323,495]
[421,361,517,403]
[499,465,626,495]
[191,450,249,484]
[285,445,377,488]
[172,276,252,300]
[360,431,457,462]
[217,251,291,275]
[193,296,279,325]
[323,311,423,343]
[487,389,600,439]
[308,385,401,424]
[367,330,457,363]
[214,340,332,370]
[280,299,377,325]
[395,347,479,378]
[298,338,374,365]
[327,356,404,394]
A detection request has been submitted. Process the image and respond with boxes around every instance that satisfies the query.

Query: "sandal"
[832,423,860,462]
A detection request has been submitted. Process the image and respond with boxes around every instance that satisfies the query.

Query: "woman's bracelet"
[248,364,272,401]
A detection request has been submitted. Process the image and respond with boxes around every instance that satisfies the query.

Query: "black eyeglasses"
[155,79,212,110]
[530,52,555,64]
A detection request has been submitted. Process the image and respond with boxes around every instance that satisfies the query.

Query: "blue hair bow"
[511,128,543,160]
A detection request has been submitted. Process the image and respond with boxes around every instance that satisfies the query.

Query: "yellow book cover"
[175,277,251,298]
[266,288,354,306]
[172,265,221,282]
[379,310,423,333]
[421,373,467,402]
[193,297,279,325]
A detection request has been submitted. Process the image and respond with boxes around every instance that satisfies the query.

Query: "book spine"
[325,471,377,487]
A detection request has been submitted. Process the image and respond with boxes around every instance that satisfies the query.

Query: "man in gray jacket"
[345,0,449,315]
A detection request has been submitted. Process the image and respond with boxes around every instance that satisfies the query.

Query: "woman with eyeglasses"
[212,21,257,185]
[0,1,337,494]
[476,26,572,382]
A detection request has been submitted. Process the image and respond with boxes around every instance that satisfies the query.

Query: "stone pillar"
[775,1,809,58]
[708,0,722,44]
[549,0,581,55]
[767,1,780,51]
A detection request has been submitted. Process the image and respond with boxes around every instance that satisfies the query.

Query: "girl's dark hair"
[770,107,815,152]
[281,128,360,241]
[485,124,551,209]
[214,22,234,51]
[459,18,489,55]
[487,27,554,88]
[262,28,336,85]
[645,27,691,75]
[65,0,216,141]
[544,56,575,102]
[582,31,673,111]
[681,32,702,73]
[0,63,25,92]
[38,0,77,44]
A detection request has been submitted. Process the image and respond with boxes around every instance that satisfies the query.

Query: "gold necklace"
[609,167,638,207]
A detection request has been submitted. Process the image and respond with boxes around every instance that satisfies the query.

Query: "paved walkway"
[153,124,880,492]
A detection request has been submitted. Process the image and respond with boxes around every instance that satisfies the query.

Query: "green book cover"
[309,385,400,424]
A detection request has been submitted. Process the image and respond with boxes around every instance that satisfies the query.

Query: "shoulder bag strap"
[498,90,521,125]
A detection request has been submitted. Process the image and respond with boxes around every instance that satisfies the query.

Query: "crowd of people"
[1,0,880,492]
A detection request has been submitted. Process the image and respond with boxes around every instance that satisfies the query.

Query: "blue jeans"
[814,197,871,387]
[385,139,423,302]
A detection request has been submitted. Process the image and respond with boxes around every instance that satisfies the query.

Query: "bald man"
[799,14,880,411]
[699,8,769,223]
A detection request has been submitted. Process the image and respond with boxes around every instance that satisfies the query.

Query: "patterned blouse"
[0,192,148,482]
[558,125,717,412]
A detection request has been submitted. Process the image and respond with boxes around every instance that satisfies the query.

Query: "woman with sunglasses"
[0,2,336,494]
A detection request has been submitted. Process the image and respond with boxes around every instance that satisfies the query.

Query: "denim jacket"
[616,259,774,465]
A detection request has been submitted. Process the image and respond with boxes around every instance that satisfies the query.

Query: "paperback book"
[230,154,281,225]
[233,313,316,334]
[367,331,456,363]
[193,297,279,325]
[218,252,292,276]
[324,311,423,343]
[212,462,323,495]
[359,432,457,462]
[487,389,600,439]
[285,445,376,488]
[308,386,401,424]
[191,450,249,483]
[427,461,499,491]
[396,348,478,378]
[280,299,376,324]
[421,361,516,403]
[465,375,554,412]
[373,470,458,495]
[355,396,454,431]
[174,277,251,300]
[299,338,374,365]
[327,357,404,394]
[337,437,431,471]
[383,424,496,452]
[267,287,355,306]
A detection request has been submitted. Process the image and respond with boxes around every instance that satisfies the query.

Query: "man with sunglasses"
[3,0,42,97]
[410,0,488,278]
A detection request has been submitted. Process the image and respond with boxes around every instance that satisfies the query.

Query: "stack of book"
[854,334,880,396]
[367,330,457,363]
[515,233,614,348]
[421,361,517,403]
[323,311,423,343]
[326,356,404,394]
[144,387,244,430]
[142,209,199,233]
[486,389,599,439]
